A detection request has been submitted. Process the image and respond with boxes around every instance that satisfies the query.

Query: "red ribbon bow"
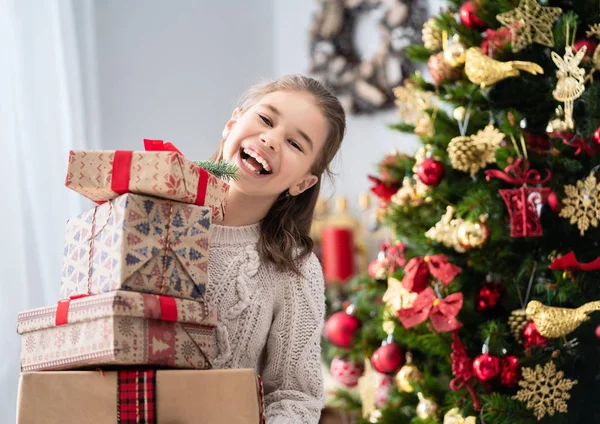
[143,139,183,155]
[450,331,481,410]
[368,175,400,203]
[397,287,463,332]
[549,132,597,156]
[549,252,600,271]
[402,255,462,293]
[484,157,552,186]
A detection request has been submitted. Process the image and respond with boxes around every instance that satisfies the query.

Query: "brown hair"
[210,74,346,274]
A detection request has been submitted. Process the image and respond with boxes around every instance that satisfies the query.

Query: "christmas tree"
[322,1,600,423]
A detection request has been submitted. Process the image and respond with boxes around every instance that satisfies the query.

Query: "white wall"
[94,0,274,158]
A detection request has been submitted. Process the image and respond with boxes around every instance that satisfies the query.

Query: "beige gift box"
[61,193,211,301]
[65,143,229,222]
[17,369,265,423]
[17,290,217,371]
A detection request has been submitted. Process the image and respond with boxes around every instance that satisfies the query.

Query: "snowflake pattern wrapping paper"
[65,149,229,222]
[61,193,211,301]
[17,290,217,371]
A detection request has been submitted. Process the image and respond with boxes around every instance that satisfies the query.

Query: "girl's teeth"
[242,158,261,174]
[243,148,271,172]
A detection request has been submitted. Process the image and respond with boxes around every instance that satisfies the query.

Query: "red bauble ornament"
[574,39,598,58]
[416,159,444,186]
[472,353,501,381]
[459,1,485,29]
[547,192,562,213]
[500,355,520,388]
[593,126,600,145]
[522,321,548,349]
[371,342,405,374]
[325,311,361,348]
[475,281,505,312]
[330,356,364,387]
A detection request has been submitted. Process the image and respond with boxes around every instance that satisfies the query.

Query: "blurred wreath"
[309,0,425,114]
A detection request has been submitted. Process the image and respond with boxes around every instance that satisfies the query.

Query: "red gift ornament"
[402,255,462,293]
[500,355,520,388]
[450,331,480,410]
[472,353,501,381]
[397,287,463,332]
[485,157,552,237]
[371,338,405,374]
[325,309,361,348]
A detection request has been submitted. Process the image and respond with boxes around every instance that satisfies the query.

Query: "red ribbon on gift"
[402,255,462,293]
[549,251,600,271]
[484,157,552,186]
[55,294,91,326]
[397,287,463,332]
[110,140,209,206]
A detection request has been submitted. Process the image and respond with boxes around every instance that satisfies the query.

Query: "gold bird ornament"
[464,47,544,88]
[525,300,600,339]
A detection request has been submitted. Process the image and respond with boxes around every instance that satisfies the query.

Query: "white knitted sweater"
[207,223,326,424]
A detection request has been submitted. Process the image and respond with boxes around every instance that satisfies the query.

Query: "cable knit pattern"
[208,223,325,424]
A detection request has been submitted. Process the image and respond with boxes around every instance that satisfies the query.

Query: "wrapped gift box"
[65,140,229,222]
[17,290,217,371]
[61,193,210,300]
[17,369,264,424]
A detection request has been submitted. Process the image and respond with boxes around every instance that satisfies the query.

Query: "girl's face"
[222,90,328,201]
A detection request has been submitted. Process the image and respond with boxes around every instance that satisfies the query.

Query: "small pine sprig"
[193,161,239,181]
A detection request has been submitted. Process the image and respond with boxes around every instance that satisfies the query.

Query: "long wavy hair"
[210,75,346,274]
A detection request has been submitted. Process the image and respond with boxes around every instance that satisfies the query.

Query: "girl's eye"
[288,139,302,152]
[259,115,273,127]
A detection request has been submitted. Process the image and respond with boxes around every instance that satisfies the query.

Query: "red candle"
[321,226,355,284]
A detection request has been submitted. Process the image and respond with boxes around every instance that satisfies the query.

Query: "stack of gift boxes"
[15,141,264,423]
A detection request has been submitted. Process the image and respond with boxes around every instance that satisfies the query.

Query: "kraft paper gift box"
[17,290,217,371]
[65,139,229,222]
[61,193,210,301]
[17,369,265,424]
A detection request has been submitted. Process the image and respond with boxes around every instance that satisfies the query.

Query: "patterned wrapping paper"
[61,193,211,301]
[17,291,218,372]
[65,145,229,222]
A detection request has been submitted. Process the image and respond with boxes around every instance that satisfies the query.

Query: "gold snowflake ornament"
[496,0,562,53]
[447,124,505,176]
[513,361,577,420]
[394,82,436,138]
[559,172,600,236]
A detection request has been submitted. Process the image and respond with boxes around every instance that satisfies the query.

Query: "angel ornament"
[551,44,587,129]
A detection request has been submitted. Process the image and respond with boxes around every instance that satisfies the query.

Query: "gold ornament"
[382,277,418,334]
[464,47,543,88]
[585,24,600,83]
[513,361,578,420]
[525,299,600,339]
[391,177,429,207]
[443,34,467,68]
[358,358,379,419]
[447,123,505,176]
[559,172,600,236]
[368,410,382,423]
[453,106,467,121]
[456,220,489,249]
[393,82,436,138]
[443,407,476,424]
[422,17,442,51]
[496,0,562,53]
[546,105,573,133]
[425,206,466,253]
[416,392,438,419]
[395,353,423,393]
[551,44,587,129]
[508,309,529,342]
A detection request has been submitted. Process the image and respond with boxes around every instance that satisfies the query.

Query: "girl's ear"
[289,174,319,196]
[222,108,241,139]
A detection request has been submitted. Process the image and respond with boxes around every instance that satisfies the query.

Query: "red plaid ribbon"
[118,370,157,423]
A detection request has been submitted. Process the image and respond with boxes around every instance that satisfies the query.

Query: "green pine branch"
[193,161,239,181]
